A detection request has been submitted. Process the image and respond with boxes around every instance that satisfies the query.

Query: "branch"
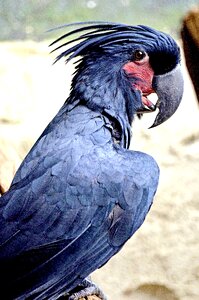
[181,7,199,101]
[0,183,6,196]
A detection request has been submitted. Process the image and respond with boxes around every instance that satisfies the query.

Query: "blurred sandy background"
[0,1,199,299]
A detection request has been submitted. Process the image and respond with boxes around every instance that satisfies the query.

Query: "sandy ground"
[0,41,199,300]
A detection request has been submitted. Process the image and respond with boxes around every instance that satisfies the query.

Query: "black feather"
[49,21,180,75]
[0,21,182,299]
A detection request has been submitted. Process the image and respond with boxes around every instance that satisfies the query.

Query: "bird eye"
[133,50,146,61]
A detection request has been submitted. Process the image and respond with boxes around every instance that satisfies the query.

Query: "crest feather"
[49,21,176,65]
[49,21,160,63]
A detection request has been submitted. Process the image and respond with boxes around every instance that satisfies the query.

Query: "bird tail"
[1,223,112,300]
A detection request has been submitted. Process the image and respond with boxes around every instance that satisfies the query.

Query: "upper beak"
[150,64,184,128]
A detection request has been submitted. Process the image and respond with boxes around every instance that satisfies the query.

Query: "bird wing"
[0,119,159,299]
[29,149,159,300]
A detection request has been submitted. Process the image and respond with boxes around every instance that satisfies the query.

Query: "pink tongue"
[142,96,155,109]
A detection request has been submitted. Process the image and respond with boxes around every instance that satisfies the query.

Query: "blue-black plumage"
[0,21,183,299]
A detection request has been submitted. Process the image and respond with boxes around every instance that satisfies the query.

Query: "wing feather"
[0,110,159,299]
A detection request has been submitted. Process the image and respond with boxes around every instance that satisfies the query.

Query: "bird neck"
[66,59,134,148]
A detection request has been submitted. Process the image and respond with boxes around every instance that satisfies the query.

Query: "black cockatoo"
[0,22,183,300]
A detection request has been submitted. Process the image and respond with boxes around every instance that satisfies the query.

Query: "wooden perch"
[62,296,102,300]
[80,296,102,300]
[62,289,103,300]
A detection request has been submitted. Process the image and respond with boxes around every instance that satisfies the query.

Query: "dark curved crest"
[49,21,170,64]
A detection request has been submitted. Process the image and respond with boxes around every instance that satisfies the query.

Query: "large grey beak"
[150,64,184,128]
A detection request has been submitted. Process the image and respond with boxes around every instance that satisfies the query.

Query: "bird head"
[50,22,183,144]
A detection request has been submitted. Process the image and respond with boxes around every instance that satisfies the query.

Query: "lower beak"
[150,64,184,128]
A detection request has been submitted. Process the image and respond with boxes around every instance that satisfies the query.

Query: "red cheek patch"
[123,61,154,94]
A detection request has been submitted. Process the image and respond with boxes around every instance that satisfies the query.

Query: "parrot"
[0,21,183,300]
